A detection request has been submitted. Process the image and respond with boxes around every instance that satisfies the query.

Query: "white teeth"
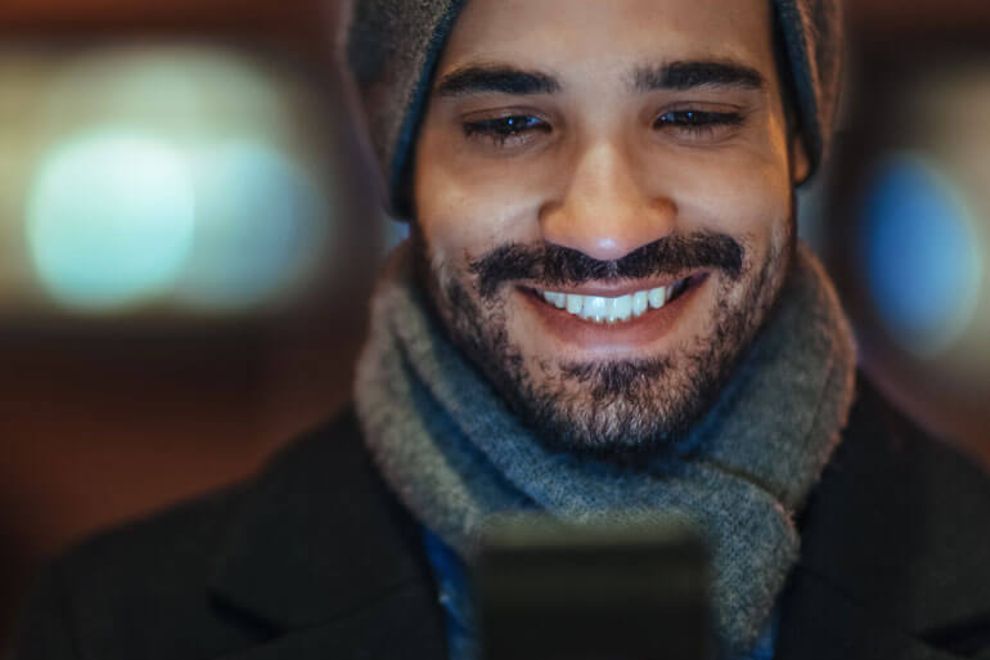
[539,281,683,324]
[542,291,566,309]
[611,295,632,322]
[648,286,668,309]
[632,291,649,317]
[584,296,608,321]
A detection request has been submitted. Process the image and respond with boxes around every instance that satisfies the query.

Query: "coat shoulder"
[791,377,990,655]
[811,377,990,576]
[10,408,369,660]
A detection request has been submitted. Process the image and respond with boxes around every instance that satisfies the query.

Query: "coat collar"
[202,388,989,659]
[206,408,444,637]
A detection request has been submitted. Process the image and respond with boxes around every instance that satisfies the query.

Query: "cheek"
[655,150,792,242]
[414,147,544,268]
[414,123,560,262]
[645,111,793,239]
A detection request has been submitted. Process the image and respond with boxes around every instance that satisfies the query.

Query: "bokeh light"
[2,44,341,316]
[175,140,330,310]
[861,153,984,358]
[41,44,285,141]
[26,131,195,311]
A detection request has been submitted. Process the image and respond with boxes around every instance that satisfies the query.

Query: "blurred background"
[1,0,989,651]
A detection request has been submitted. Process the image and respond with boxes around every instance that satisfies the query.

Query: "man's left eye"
[653,110,744,137]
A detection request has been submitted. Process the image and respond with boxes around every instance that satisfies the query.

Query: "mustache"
[468,231,745,299]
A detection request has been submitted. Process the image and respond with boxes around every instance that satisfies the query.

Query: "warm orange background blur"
[0,0,376,647]
[2,0,989,653]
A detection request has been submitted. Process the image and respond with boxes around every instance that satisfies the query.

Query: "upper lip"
[518,272,702,297]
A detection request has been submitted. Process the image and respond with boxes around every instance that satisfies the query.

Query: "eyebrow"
[633,60,766,92]
[432,59,766,99]
[433,65,561,98]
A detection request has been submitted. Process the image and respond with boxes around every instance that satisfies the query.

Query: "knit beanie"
[345,0,844,219]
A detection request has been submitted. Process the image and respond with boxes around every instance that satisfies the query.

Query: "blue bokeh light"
[861,153,983,357]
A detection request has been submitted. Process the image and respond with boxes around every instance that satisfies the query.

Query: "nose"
[539,140,676,262]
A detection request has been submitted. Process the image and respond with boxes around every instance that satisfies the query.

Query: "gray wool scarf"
[354,242,856,655]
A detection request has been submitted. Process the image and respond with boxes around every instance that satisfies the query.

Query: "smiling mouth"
[530,274,702,324]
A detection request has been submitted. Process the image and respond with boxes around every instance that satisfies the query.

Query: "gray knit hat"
[346,0,843,219]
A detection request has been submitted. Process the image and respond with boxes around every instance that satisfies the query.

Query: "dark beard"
[414,227,793,458]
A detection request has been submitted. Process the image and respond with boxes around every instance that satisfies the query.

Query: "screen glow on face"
[411,0,801,450]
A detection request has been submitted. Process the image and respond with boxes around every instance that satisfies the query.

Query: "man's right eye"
[462,115,551,147]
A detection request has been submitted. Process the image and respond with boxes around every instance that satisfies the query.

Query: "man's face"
[413,0,809,453]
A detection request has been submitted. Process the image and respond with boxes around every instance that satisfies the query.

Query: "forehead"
[438,0,777,81]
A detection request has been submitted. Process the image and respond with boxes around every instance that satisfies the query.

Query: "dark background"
[2,0,989,651]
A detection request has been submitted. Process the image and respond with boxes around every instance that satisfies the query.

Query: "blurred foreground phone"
[473,515,713,660]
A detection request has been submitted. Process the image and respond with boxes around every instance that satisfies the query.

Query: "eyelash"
[461,109,745,148]
[462,115,550,146]
[653,110,745,138]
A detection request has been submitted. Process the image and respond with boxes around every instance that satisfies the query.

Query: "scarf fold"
[354,242,856,655]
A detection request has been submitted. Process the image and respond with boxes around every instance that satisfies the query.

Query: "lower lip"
[519,275,709,354]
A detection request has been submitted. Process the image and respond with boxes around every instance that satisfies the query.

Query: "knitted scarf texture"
[354,241,856,655]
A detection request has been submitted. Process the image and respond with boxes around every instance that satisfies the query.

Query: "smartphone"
[472,515,713,660]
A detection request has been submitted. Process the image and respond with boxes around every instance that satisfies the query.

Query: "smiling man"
[403,0,804,454]
[12,1,990,659]
[351,0,850,656]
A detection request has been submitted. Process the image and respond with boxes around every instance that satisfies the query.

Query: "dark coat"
[11,380,990,660]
